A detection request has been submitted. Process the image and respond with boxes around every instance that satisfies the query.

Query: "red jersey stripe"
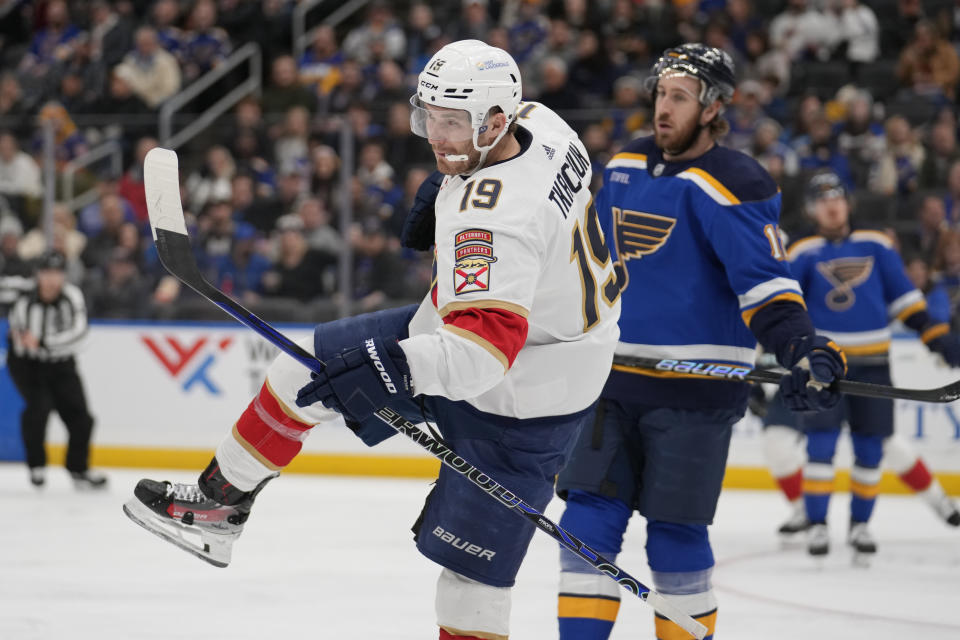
[443,307,528,368]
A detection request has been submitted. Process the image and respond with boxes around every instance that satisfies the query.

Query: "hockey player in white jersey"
[124,40,620,640]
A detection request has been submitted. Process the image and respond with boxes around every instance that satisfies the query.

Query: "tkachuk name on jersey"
[547,143,591,218]
[432,525,496,561]
[654,359,751,379]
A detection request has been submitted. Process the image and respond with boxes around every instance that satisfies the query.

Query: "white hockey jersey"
[400,102,621,419]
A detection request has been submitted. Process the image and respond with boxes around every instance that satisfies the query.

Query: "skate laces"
[166,483,208,504]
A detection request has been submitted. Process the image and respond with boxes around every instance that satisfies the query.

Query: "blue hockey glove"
[779,335,847,412]
[295,336,412,423]
[400,170,444,251]
[926,332,960,367]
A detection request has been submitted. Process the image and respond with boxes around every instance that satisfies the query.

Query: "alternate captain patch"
[453,229,497,294]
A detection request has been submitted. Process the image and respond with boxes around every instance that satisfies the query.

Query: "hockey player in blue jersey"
[554,44,847,640]
[780,170,960,559]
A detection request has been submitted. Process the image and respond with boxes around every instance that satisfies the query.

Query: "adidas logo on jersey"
[432,525,496,561]
[542,144,555,160]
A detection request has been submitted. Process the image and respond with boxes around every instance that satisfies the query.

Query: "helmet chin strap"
[450,121,511,174]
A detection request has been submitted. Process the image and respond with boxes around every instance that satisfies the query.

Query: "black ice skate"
[122,459,275,568]
[29,467,45,487]
[848,522,876,567]
[928,492,960,527]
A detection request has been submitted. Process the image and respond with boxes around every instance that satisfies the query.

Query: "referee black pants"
[6,353,95,473]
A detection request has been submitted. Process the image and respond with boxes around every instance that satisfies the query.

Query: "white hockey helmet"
[410,40,522,156]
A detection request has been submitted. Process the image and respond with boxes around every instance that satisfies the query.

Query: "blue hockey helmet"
[645,43,736,106]
[805,170,847,207]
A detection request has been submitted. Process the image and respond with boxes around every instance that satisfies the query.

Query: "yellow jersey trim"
[440,626,507,640]
[558,595,621,622]
[850,229,893,248]
[922,323,949,344]
[611,152,648,163]
[896,299,928,322]
[836,341,891,356]
[437,299,530,320]
[850,480,881,499]
[786,235,825,260]
[231,423,284,472]
[741,292,807,327]
[442,324,510,372]
[264,378,317,427]
[803,479,835,494]
[683,167,741,204]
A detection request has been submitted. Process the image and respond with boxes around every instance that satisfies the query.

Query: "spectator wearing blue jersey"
[784,170,960,560]
[297,25,345,99]
[19,0,83,83]
[179,0,231,84]
[555,44,847,640]
[150,0,184,59]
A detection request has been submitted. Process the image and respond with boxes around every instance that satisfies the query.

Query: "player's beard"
[655,113,703,158]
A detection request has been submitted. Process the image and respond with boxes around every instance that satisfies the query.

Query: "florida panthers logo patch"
[453,229,497,294]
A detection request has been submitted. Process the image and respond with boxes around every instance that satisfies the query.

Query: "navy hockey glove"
[926,332,960,367]
[295,336,412,423]
[400,170,444,250]
[779,335,847,412]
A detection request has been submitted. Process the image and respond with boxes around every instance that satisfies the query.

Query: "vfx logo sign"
[141,335,233,395]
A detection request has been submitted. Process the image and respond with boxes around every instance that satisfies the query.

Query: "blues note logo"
[817,257,874,311]
[609,207,676,292]
[613,208,676,261]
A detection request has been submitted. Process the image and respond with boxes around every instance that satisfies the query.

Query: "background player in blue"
[554,44,847,640]
[782,170,960,560]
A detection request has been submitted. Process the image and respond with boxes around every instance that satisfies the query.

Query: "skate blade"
[122,498,233,568]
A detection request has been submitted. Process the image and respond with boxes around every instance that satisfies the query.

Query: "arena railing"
[159,42,262,150]
[293,0,371,61]
[62,138,123,212]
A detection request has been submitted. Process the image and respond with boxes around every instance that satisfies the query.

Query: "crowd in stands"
[4,0,960,327]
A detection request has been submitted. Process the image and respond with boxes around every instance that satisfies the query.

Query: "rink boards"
[1,319,958,494]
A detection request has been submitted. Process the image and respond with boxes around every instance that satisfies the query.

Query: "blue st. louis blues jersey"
[601,137,806,409]
[788,230,927,357]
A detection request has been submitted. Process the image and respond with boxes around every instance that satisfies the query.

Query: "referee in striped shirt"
[6,250,106,489]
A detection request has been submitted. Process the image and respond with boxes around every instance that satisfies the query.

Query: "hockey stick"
[143,148,707,639]
[613,355,960,403]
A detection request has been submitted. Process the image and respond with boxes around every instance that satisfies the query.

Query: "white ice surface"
[1,464,958,639]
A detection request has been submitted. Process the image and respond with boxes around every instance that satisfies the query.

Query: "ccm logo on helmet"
[420,80,439,90]
[365,338,397,393]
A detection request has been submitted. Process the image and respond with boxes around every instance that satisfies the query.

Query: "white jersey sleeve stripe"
[606,155,647,171]
[738,277,804,309]
[887,289,924,319]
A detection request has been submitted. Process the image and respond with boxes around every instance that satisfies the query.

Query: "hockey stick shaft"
[144,148,705,639]
[613,355,960,403]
